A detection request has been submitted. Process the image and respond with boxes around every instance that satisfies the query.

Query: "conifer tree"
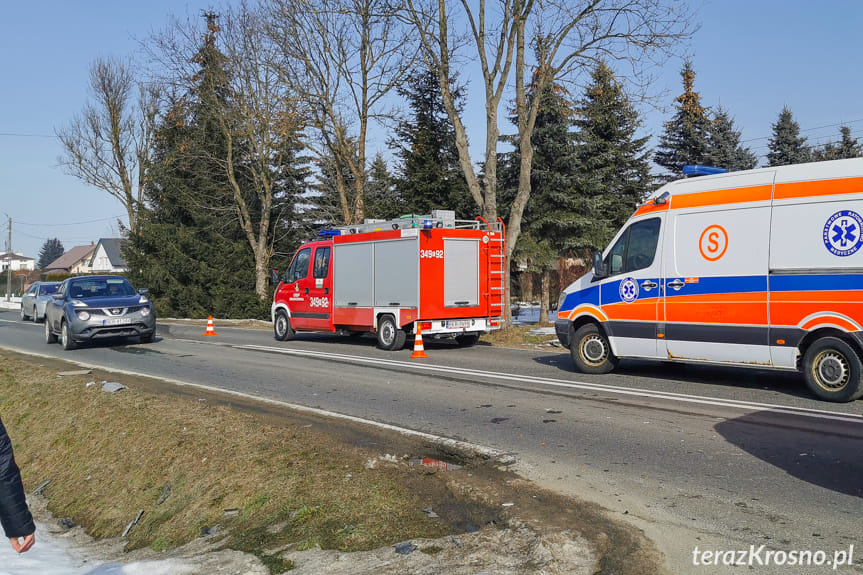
[364,154,404,219]
[704,106,757,171]
[389,67,474,218]
[654,61,711,179]
[37,239,64,270]
[813,126,862,161]
[767,106,811,166]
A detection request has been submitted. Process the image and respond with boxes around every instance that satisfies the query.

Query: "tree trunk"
[539,269,550,324]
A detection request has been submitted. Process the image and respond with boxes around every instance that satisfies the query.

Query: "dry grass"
[480,325,557,347]
[0,355,459,571]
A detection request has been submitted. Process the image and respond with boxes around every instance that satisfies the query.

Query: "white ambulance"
[554,158,863,402]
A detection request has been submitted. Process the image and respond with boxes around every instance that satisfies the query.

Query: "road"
[1,310,862,574]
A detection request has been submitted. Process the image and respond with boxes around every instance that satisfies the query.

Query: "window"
[604,217,661,275]
[313,247,331,279]
[287,248,311,283]
[39,284,59,296]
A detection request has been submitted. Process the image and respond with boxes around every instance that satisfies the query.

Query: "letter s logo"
[708,231,720,253]
[699,225,729,262]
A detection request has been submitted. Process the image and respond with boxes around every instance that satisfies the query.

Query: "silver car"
[20,281,60,322]
[44,276,156,350]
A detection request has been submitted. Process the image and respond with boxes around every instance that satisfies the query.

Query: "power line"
[0,132,56,139]
[15,215,125,227]
[741,117,863,144]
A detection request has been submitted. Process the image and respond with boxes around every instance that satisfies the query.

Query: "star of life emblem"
[619,277,639,303]
[823,210,863,257]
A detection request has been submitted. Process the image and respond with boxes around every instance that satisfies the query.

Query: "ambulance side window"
[313,247,331,279]
[604,218,661,276]
[287,248,312,283]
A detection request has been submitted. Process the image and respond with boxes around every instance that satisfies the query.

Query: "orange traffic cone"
[202,316,218,336]
[410,323,428,358]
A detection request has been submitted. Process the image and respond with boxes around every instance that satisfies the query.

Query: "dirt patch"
[0,349,663,574]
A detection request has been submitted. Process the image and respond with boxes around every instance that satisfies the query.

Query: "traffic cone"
[410,323,428,358]
[202,316,218,336]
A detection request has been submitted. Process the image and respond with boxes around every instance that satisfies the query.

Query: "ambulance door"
[305,245,333,330]
[598,216,664,358]
[283,246,313,329]
[661,202,772,365]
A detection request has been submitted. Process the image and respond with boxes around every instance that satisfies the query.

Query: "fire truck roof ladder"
[478,216,506,329]
[320,211,503,236]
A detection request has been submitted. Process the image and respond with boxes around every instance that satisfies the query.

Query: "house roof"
[44,245,96,272]
[0,252,34,262]
[90,238,126,268]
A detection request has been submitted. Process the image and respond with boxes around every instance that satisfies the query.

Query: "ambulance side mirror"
[271,269,280,285]
[592,251,606,278]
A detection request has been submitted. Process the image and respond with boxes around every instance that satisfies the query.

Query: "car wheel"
[20,305,27,322]
[570,323,619,374]
[32,308,41,323]
[802,337,863,402]
[273,310,295,341]
[45,319,57,344]
[376,314,406,351]
[60,321,77,351]
[455,333,480,347]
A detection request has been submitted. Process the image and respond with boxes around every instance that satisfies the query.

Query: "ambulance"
[272,211,506,350]
[555,158,863,402]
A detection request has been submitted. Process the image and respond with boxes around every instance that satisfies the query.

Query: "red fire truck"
[272,211,506,350]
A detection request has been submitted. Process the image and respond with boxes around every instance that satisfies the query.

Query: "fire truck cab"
[272,211,506,350]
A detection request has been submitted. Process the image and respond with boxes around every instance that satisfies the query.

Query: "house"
[88,238,127,273]
[0,252,35,272]
[44,244,96,275]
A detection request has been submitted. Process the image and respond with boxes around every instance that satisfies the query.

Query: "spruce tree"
[654,61,711,179]
[364,154,405,219]
[389,67,474,219]
[37,238,64,269]
[766,106,811,166]
[704,106,757,171]
[813,126,862,161]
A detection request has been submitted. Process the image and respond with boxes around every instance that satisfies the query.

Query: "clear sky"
[1,0,862,260]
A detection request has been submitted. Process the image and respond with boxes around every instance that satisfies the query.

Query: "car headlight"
[140,306,151,317]
[76,311,90,321]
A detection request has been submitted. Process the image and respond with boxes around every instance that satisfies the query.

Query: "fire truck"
[272,211,506,350]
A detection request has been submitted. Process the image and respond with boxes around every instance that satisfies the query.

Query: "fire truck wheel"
[571,323,618,374]
[274,310,295,341]
[455,333,480,347]
[802,337,863,402]
[377,314,406,351]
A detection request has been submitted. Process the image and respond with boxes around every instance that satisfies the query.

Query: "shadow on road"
[532,353,813,400]
[715,411,863,498]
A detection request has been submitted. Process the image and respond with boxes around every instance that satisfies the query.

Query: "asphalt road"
[1,310,862,574]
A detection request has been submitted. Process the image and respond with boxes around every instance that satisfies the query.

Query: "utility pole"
[5,217,11,301]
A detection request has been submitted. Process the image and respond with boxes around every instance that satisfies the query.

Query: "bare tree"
[400,0,691,322]
[147,7,307,300]
[268,0,418,224]
[57,57,158,234]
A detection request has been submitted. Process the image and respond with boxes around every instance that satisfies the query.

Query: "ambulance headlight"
[557,292,567,313]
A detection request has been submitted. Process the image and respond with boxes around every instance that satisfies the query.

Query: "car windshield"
[39,284,59,296]
[68,278,136,299]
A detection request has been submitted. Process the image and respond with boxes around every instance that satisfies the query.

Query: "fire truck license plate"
[446,320,470,329]
[103,318,132,326]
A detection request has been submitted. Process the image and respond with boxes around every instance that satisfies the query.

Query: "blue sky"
[1,0,862,259]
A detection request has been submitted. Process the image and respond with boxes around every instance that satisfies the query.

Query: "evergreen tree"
[364,154,405,219]
[767,106,811,166]
[37,238,64,269]
[571,62,653,251]
[813,126,863,161]
[389,67,475,219]
[704,107,757,171]
[654,61,711,179]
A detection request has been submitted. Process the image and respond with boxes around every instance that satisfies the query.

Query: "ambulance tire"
[377,315,406,351]
[273,310,295,341]
[802,337,863,402]
[571,323,618,374]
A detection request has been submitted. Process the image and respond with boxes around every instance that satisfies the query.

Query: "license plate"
[103,317,132,326]
[445,320,471,329]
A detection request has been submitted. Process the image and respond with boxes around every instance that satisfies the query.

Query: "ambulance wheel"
[273,310,295,341]
[802,337,863,402]
[455,333,480,347]
[377,315,406,351]
[571,323,618,374]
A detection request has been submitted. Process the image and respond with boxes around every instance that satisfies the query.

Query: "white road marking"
[0,344,505,461]
[236,343,863,425]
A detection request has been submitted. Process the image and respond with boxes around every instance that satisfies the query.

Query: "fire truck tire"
[571,323,618,374]
[802,337,863,402]
[377,314,406,351]
[273,310,295,341]
[455,333,480,347]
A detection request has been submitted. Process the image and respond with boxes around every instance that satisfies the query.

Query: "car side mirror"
[51,293,63,300]
[138,288,149,295]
